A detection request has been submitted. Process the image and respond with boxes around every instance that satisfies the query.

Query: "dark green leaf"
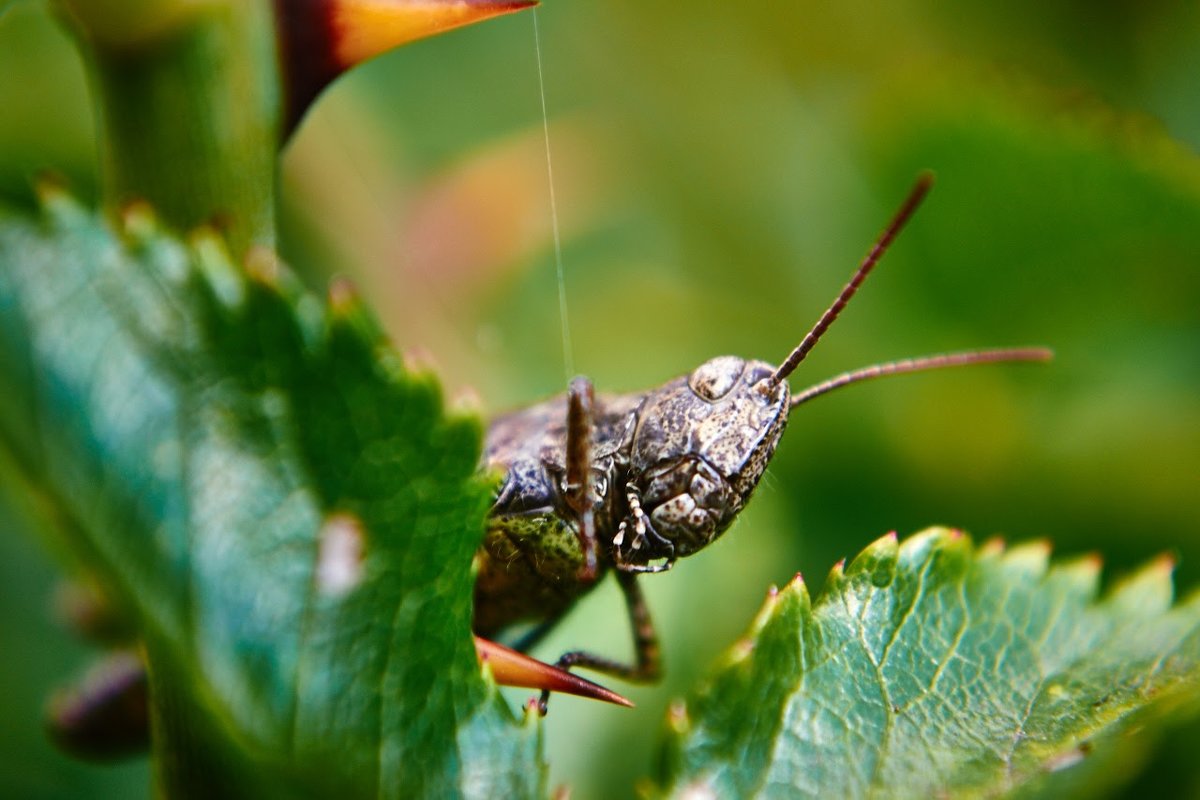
[0,189,542,798]
[656,528,1200,798]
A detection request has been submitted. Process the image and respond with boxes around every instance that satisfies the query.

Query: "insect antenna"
[769,172,934,386]
[790,348,1053,408]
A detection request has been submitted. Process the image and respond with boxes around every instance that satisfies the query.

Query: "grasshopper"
[472,174,1050,707]
[49,176,1048,754]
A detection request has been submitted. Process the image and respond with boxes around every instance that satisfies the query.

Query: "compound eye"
[688,356,744,401]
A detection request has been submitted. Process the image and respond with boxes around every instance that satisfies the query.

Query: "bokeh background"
[2,0,1198,797]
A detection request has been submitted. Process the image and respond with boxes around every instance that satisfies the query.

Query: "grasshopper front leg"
[564,376,599,582]
[535,378,665,712]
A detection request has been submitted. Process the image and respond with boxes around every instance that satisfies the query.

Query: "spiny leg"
[617,570,662,682]
[539,570,662,713]
[565,376,599,581]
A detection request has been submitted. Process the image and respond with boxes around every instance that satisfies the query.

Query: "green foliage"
[2,1,1200,798]
[656,529,1200,798]
[14,187,1195,799]
[54,0,280,253]
[0,191,542,798]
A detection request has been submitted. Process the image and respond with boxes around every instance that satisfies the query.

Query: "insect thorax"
[473,392,639,633]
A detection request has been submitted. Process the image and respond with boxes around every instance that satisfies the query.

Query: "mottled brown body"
[472,391,635,635]
[472,357,789,640]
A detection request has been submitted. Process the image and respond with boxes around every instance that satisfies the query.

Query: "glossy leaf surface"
[0,192,542,798]
[656,529,1200,799]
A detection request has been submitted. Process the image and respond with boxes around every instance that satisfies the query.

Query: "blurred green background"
[2,0,1198,797]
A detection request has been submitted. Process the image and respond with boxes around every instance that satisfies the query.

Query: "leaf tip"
[450,385,485,418]
[666,699,691,735]
[1149,552,1177,575]
[1002,538,1053,578]
[780,573,812,615]
[1106,553,1177,614]
[34,173,84,223]
[118,200,158,241]
[327,275,361,316]
[523,696,541,719]
[1071,551,1105,578]
[1049,552,1105,599]
[979,536,1007,557]
[845,530,900,585]
[244,245,283,288]
[327,275,390,348]
[33,170,70,198]
[826,558,847,588]
[402,346,443,383]
[191,228,245,308]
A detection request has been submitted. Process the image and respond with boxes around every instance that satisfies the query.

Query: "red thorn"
[475,636,633,708]
[330,0,539,69]
[328,276,359,313]
[1150,553,1177,574]
[278,0,538,135]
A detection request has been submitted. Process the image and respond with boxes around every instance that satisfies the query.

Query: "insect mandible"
[471,174,1051,708]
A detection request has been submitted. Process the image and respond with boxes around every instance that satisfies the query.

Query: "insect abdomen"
[473,510,594,635]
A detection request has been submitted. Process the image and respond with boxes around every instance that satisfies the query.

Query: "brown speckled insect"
[472,174,1051,707]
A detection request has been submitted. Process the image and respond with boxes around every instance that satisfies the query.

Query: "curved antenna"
[770,172,934,386]
[790,348,1053,408]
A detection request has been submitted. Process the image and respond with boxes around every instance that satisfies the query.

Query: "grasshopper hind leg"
[539,570,662,713]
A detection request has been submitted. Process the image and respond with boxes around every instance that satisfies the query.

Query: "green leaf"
[655,528,1200,799]
[0,189,542,798]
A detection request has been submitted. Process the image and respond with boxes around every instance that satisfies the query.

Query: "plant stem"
[56,0,280,254]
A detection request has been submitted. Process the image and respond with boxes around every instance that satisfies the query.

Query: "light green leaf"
[0,189,542,798]
[655,528,1200,799]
